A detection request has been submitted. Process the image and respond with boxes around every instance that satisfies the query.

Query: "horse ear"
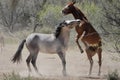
[72,0,76,4]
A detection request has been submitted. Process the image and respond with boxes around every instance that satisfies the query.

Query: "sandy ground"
[0,44,120,80]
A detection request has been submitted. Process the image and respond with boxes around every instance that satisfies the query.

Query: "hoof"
[63,73,67,76]
[63,71,67,76]
[37,72,42,76]
[88,72,91,76]
[81,50,84,53]
[98,73,100,76]
[35,70,42,76]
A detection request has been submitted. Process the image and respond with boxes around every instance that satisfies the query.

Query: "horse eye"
[67,6,70,9]
[65,5,69,9]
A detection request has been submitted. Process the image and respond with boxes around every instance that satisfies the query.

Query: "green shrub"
[3,73,23,80]
[38,4,63,27]
[39,27,53,34]
[107,70,120,80]
[2,73,42,80]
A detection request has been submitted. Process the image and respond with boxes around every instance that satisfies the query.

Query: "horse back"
[26,33,63,53]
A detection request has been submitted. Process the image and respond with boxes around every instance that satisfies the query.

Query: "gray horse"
[12,19,80,76]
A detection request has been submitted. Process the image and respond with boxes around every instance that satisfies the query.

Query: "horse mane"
[54,21,66,38]
[74,7,88,21]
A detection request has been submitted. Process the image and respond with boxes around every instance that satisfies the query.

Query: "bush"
[107,70,120,80]
[3,72,24,80]
[38,4,63,27]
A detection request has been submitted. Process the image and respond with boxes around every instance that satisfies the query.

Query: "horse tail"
[12,39,26,63]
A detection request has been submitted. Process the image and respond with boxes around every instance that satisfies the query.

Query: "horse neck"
[58,29,70,47]
[71,7,88,21]
[72,8,80,19]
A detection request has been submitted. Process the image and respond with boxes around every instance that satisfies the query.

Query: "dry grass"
[0,30,120,80]
[2,72,106,80]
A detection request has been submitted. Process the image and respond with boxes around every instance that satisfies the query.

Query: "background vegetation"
[0,0,120,55]
[0,0,120,80]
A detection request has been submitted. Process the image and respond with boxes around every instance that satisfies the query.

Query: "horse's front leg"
[57,51,67,76]
[75,34,84,53]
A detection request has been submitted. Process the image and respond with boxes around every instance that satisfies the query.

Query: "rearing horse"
[62,1,102,76]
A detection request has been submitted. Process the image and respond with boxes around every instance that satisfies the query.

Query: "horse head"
[65,19,80,29]
[54,19,80,38]
[62,1,88,21]
[62,1,76,15]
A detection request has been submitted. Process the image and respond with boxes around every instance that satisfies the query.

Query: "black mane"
[54,21,67,38]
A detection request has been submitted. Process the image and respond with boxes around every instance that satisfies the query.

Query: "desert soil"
[0,44,120,80]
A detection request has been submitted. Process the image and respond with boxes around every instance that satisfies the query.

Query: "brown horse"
[62,1,102,76]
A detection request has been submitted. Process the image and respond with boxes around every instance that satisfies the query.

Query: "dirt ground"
[0,44,120,80]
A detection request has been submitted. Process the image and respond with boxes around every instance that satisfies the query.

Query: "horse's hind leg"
[31,52,39,72]
[26,54,33,72]
[97,48,102,76]
[89,58,93,75]
[86,48,94,75]
[31,50,42,75]
[31,53,38,72]
[57,51,66,76]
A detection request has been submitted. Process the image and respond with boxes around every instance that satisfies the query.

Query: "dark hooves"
[63,71,67,76]
[63,73,67,76]
[81,50,84,53]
